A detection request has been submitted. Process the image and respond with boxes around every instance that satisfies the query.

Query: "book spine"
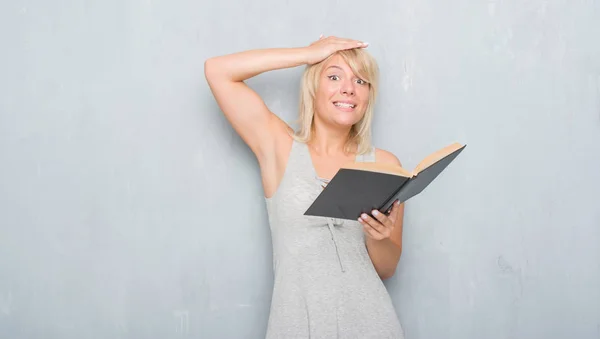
[379,178,410,214]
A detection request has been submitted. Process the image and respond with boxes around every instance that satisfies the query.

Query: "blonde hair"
[291,48,380,155]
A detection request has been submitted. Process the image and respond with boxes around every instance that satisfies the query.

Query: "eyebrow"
[324,65,367,81]
[325,65,344,71]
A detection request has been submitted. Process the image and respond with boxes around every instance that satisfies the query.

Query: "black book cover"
[303,170,409,220]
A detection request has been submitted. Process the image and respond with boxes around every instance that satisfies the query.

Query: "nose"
[341,80,355,96]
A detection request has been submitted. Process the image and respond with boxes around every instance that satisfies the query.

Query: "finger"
[371,210,394,229]
[359,213,389,237]
[350,38,369,47]
[335,39,367,49]
[386,200,400,223]
[363,224,384,240]
[327,36,366,48]
[331,36,358,43]
[358,214,378,232]
[389,200,401,221]
[339,37,368,48]
[360,218,385,240]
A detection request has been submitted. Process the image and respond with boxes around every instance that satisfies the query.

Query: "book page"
[342,161,412,178]
[412,143,465,175]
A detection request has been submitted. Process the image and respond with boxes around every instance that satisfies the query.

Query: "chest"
[308,152,357,182]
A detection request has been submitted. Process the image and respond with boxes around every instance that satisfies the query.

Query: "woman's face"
[313,55,370,129]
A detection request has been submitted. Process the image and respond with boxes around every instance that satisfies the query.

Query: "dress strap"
[356,146,376,163]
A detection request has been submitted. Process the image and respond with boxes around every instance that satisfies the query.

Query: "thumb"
[389,200,400,219]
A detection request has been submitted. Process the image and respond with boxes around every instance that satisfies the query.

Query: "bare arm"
[364,203,404,280]
[359,149,405,280]
[203,37,368,161]
[203,48,310,160]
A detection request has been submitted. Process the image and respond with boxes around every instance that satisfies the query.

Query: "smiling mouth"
[333,102,356,109]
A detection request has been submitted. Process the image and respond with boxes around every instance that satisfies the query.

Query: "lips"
[333,101,356,109]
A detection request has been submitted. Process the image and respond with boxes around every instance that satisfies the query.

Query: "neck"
[308,122,356,156]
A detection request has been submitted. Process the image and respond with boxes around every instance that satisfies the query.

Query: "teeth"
[334,102,355,108]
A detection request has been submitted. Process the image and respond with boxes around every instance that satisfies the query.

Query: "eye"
[327,75,340,81]
[356,78,368,85]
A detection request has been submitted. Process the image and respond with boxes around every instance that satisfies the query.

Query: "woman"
[204,35,405,338]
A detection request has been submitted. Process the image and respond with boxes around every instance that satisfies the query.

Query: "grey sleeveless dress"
[264,139,404,339]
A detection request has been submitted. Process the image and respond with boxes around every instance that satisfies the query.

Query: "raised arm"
[203,48,309,160]
[203,37,368,162]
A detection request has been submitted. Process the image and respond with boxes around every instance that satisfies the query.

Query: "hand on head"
[304,35,369,65]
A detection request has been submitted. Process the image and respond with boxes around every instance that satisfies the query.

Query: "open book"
[304,142,466,220]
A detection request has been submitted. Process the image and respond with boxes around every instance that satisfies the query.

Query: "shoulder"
[374,148,402,167]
